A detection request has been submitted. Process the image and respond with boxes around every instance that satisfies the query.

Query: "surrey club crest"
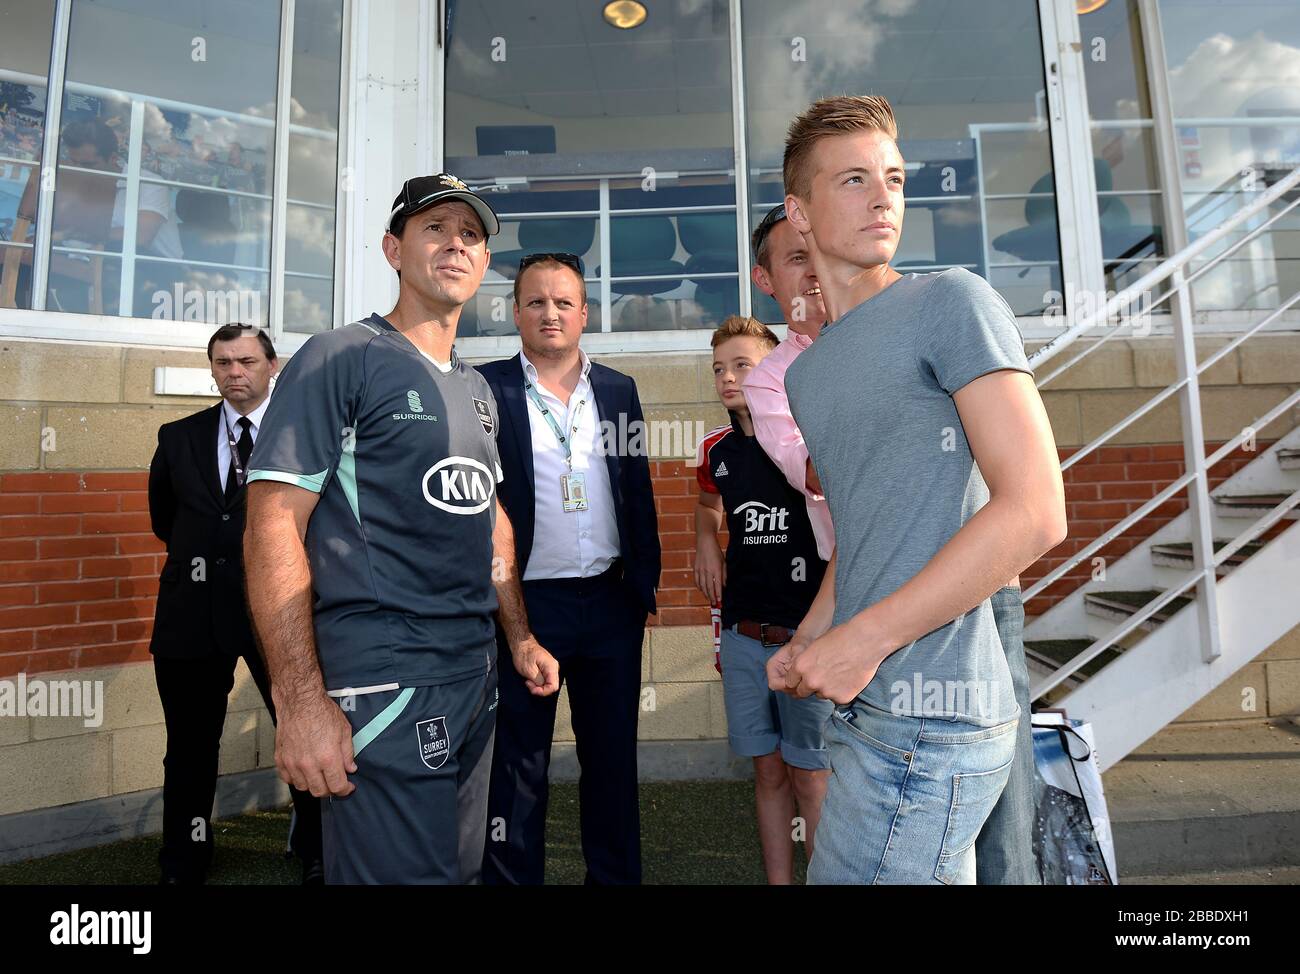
[472,397,494,435]
[416,715,450,770]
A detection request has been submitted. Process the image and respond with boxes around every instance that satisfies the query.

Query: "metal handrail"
[1033,481,1300,694]
[1027,164,1300,697]
[1034,192,1300,389]
[1033,302,1300,588]
[1023,469,1197,601]
[1029,165,1300,371]
[1054,284,1300,473]
[1032,566,1207,698]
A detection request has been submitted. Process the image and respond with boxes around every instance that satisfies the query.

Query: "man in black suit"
[147,323,322,884]
[477,253,661,885]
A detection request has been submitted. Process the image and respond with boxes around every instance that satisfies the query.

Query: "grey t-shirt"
[246,313,504,692]
[785,269,1031,725]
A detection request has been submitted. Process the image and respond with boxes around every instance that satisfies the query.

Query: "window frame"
[0,0,350,348]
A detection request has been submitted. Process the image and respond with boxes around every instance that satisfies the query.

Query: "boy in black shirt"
[693,315,832,884]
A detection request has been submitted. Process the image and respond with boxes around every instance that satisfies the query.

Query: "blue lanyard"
[523,378,586,469]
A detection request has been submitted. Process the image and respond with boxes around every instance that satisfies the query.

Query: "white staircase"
[1022,166,1300,772]
[1024,428,1300,769]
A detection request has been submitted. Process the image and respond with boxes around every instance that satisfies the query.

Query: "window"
[1079,0,1168,293]
[0,0,344,335]
[742,0,1063,319]
[285,0,344,335]
[1159,0,1300,312]
[0,1,58,311]
[444,0,738,337]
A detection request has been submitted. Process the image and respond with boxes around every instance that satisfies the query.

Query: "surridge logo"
[422,456,494,514]
[393,389,437,422]
[734,500,790,545]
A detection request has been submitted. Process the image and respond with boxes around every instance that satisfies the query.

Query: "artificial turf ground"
[0,780,807,885]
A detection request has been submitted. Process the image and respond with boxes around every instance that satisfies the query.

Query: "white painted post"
[1170,265,1222,662]
[116,98,145,318]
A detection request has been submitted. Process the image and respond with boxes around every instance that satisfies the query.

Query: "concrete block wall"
[0,657,275,817]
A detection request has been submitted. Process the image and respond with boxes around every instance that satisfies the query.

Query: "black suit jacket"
[475,354,661,616]
[147,403,257,659]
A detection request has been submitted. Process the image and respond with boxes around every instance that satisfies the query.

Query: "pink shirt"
[743,331,835,560]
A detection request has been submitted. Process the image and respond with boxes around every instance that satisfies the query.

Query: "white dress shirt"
[519,348,620,581]
[217,395,271,492]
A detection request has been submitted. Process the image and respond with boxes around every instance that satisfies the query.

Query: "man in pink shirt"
[743,204,834,560]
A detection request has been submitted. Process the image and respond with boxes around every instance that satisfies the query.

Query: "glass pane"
[0,1,57,310]
[284,272,332,335]
[445,0,738,334]
[284,0,343,331]
[1079,0,1153,122]
[51,0,282,322]
[286,203,334,277]
[742,0,1059,317]
[1159,0,1300,311]
[1079,0,1167,290]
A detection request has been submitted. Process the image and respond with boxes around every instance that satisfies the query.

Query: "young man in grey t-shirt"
[766,96,1067,885]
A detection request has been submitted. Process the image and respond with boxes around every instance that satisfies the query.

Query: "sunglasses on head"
[754,203,787,239]
[518,252,585,278]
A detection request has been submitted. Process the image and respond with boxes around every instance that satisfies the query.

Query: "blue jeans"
[809,699,1018,885]
[974,585,1040,884]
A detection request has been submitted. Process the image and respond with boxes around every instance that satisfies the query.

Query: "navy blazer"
[475,353,661,616]
[147,404,258,659]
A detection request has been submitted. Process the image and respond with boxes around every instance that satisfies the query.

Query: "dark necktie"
[225,416,253,503]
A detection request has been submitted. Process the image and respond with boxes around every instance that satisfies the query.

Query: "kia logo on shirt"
[422,456,494,515]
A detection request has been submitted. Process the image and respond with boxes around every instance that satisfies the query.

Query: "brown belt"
[736,620,796,647]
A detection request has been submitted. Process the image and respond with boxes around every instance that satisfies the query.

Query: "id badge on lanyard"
[560,470,587,513]
[526,377,590,514]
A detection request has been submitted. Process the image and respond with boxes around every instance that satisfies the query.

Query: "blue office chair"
[679,212,739,327]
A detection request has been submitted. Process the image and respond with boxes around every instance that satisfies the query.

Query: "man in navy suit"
[147,324,322,884]
[477,252,661,884]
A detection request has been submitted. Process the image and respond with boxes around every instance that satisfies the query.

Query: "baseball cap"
[751,203,787,262]
[387,173,501,237]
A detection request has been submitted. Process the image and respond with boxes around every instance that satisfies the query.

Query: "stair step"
[1084,589,1192,627]
[1150,538,1262,569]
[1213,493,1300,518]
[1024,637,1121,679]
[1277,448,1300,470]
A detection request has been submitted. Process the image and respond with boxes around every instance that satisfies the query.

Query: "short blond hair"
[710,315,780,352]
[783,95,899,201]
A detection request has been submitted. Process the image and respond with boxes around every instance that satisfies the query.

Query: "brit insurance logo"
[393,389,438,422]
[733,500,790,545]
[422,456,494,514]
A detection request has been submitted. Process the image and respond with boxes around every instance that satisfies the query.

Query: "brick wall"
[0,441,1288,675]
[1,472,160,678]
